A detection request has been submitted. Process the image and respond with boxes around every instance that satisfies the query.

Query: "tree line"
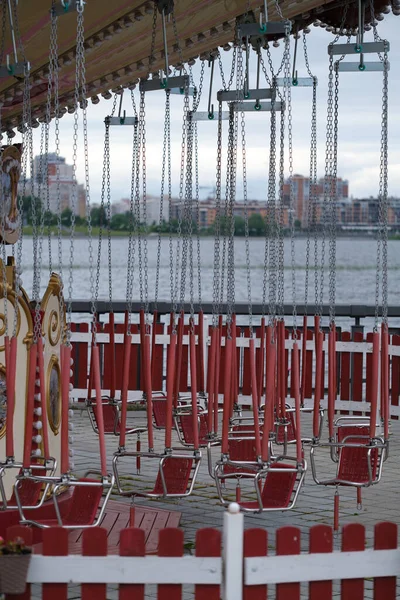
[22,197,300,236]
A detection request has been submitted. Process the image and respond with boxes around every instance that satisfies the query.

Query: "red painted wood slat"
[373,522,397,600]
[352,332,364,403]
[366,332,373,404]
[42,527,69,600]
[158,528,184,600]
[145,510,170,555]
[304,329,313,400]
[71,322,89,390]
[242,326,252,396]
[243,529,267,600]
[390,335,400,420]
[309,525,333,600]
[81,527,108,600]
[340,331,351,415]
[5,526,33,600]
[276,526,300,600]
[119,528,145,600]
[195,528,221,600]
[341,523,365,600]
[152,322,164,391]
[179,325,190,393]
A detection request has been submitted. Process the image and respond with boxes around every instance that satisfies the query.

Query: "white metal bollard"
[223,502,244,600]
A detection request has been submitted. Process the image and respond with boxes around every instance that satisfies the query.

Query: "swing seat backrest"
[276,413,296,444]
[62,478,104,526]
[153,398,167,428]
[223,438,259,476]
[179,413,209,445]
[240,463,298,510]
[91,402,119,434]
[8,468,46,507]
[337,428,379,485]
[152,458,193,495]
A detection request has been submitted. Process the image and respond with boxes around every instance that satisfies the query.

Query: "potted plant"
[0,535,32,594]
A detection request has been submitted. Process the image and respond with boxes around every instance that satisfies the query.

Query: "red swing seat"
[5,467,47,509]
[152,396,168,428]
[20,478,105,529]
[152,457,194,495]
[240,463,299,510]
[336,427,379,485]
[178,412,209,446]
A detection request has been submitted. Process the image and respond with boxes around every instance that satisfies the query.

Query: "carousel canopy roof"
[0,0,395,131]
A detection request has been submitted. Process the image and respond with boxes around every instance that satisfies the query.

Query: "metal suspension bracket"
[237,19,291,39]
[140,74,193,93]
[328,0,390,73]
[52,0,84,17]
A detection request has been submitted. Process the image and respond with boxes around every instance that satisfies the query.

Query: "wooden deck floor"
[33,499,181,555]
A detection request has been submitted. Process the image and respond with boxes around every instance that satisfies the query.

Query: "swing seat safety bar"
[0,457,57,510]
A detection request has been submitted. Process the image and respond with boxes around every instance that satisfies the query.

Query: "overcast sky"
[28,14,400,205]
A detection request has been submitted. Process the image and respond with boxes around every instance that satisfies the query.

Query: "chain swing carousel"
[0,0,394,542]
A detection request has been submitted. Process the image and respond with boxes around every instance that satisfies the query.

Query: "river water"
[15,236,399,309]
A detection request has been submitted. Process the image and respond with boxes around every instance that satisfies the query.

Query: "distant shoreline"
[22,227,399,241]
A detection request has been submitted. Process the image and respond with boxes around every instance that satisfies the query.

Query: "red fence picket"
[42,527,68,600]
[276,526,301,600]
[243,529,267,600]
[195,528,221,600]
[70,322,89,390]
[309,524,333,600]
[158,527,184,600]
[3,520,399,598]
[81,527,108,600]
[374,522,397,600]
[391,334,400,419]
[119,528,146,600]
[341,523,365,600]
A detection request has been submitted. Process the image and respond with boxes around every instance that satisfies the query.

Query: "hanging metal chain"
[74,2,95,342]
[135,91,144,310]
[13,66,30,338]
[240,86,253,336]
[194,121,202,307]
[140,90,150,333]
[323,51,335,327]
[212,101,223,329]
[226,48,240,339]
[375,41,389,328]
[155,91,170,308]
[277,85,286,318]
[282,33,297,339]
[185,107,195,333]
[328,66,339,327]
[126,92,138,336]
[304,32,317,313]
[265,78,278,324]
[218,46,237,91]
[174,84,189,315]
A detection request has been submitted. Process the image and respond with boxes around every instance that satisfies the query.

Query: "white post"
[223,502,244,600]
